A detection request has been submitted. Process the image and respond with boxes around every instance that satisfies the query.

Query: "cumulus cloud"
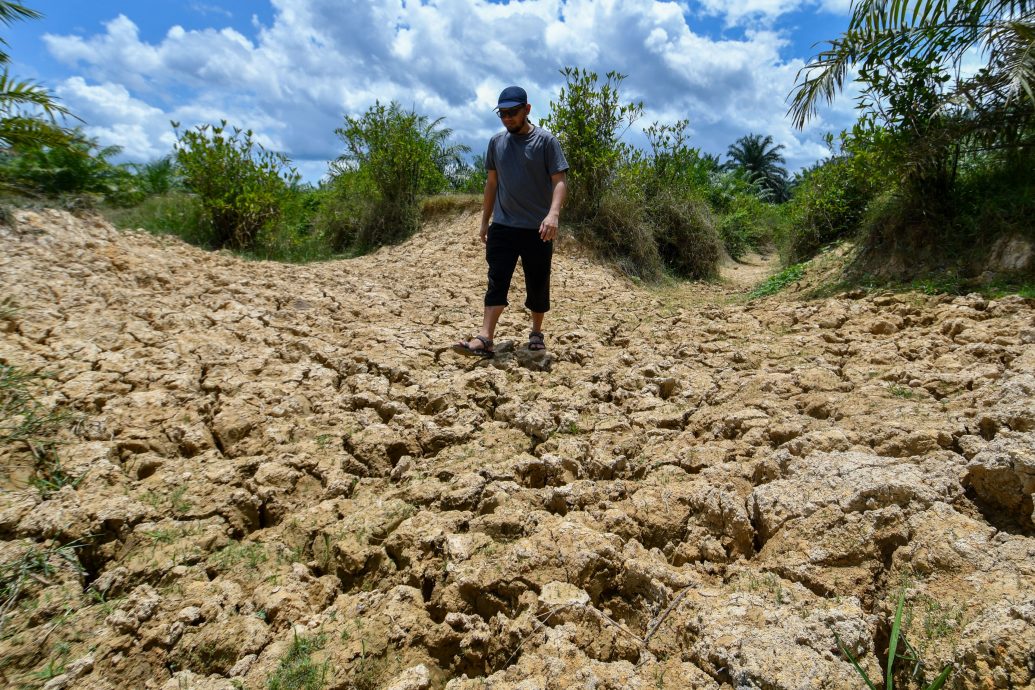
[41,0,858,179]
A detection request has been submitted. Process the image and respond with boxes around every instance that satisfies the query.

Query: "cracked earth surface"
[1,208,1034,689]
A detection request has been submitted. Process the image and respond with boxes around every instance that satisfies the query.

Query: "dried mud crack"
[1,209,1034,689]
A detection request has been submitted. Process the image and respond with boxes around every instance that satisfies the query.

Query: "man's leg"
[466,224,518,351]
[520,229,552,349]
[530,310,545,334]
[473,305,506,346]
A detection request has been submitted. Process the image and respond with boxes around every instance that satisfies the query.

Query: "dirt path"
[719,251,780,290]
[1,209,1033,689]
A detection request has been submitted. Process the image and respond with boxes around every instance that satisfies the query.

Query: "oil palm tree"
[788,0,1035,136]
[725,133,789,201]
[1,1,71,149]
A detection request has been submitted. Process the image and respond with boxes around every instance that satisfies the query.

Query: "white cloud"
[41,0,859,179]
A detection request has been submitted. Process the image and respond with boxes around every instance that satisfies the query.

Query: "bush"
[781,129,895,263]
[174,121,297,250]
[585,182,662,280]
[330,101,468,252]
[541,67,643,223]
[0,131,141,205]
[706,170,781,259]
[249,185,334,263]
[648,189,722,280]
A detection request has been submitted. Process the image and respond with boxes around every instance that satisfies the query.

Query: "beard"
[505,113,529,134]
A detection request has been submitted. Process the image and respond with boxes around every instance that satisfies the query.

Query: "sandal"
[528,331,546,351]
[452,334,494,358]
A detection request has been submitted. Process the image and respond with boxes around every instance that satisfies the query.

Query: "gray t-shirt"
[485,125,569,229]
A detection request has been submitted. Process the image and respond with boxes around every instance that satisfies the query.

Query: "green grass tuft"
[750,262,807,299]
[267,631,329,690]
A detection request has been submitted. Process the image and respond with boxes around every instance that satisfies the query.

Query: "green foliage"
[267,631,328,690]
[788,0,1035,278]
[102,191,214,247]
[249,185,335,263]
[541,67,643,222]
[329,100,469,252]
[832,587,952,690]
[131,156,179,195]
[1,5,74,150]
[450,153,487,193]
[543,76,725,280]
[647,187,723,280]
[789,0,1035,133]
[0,2,40,64]
[0,130,140,205]
[174,120,298,250]
[782,129,894,263]
[750,262,807,299]
[725,133,789,202]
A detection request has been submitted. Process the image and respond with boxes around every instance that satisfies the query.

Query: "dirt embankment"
[1,209,1033,689]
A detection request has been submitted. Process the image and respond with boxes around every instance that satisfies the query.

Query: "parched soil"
[1,209,1033,690]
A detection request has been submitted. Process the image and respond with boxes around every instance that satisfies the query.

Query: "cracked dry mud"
[1,208,1034,690]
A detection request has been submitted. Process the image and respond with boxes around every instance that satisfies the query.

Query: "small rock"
[384,664,432,690]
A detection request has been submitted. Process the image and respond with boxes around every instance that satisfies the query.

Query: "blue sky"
[5,0,860,183]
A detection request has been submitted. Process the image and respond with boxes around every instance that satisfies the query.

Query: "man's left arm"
[539,171,567,241]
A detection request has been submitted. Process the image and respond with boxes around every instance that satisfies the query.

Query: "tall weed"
[330,101,468,252]
[174,121,298,250]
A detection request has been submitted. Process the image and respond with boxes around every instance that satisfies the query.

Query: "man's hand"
[480,222,489,244]
[539,212,559,241]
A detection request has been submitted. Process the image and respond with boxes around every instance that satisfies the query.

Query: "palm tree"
[725,133,789,201]
[788,0,1035,135]
[1,2,71,149]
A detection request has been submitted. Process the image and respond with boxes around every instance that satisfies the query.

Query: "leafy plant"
[0,3,73,151]
[329,101,468,251]
[266,631,329,690]
[833,587,953,690]
[725,133,789,202]
[131,156,179,195]
[541,67,643,222]
[174,120,298,250]
[750,262,807,299]
[0,130,139,204]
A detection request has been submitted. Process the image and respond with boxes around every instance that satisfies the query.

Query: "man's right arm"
[480,169,497,244]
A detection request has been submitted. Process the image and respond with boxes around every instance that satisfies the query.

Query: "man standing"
[453,85,569,358]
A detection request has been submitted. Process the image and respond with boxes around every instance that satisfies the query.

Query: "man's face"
[499,104,530,133]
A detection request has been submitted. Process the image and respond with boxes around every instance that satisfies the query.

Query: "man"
[453,85,569,358]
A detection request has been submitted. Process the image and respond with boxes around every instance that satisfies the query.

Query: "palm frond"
[0,115,72,149]
[0,70,72,121]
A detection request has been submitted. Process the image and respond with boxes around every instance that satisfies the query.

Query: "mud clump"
[1,209,1034,688]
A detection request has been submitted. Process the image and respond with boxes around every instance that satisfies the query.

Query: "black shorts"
[484,222,553,313]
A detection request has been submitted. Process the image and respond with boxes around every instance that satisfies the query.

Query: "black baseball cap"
[496,86,527,110]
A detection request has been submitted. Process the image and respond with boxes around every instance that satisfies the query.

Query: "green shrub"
[249,185,335,263]
[174,120,297,250]
[541,67,643,222]
[449,154,487,194]
[782,129,895,263]
[330,101,468,252]
[750,262,807,299]
[0,131,141,205]
[648,188,722,280]
[588,183,662,280]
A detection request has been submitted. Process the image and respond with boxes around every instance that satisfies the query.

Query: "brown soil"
[1,209,1033,690]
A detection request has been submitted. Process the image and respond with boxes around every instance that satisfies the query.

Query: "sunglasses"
[497,105,525,119]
